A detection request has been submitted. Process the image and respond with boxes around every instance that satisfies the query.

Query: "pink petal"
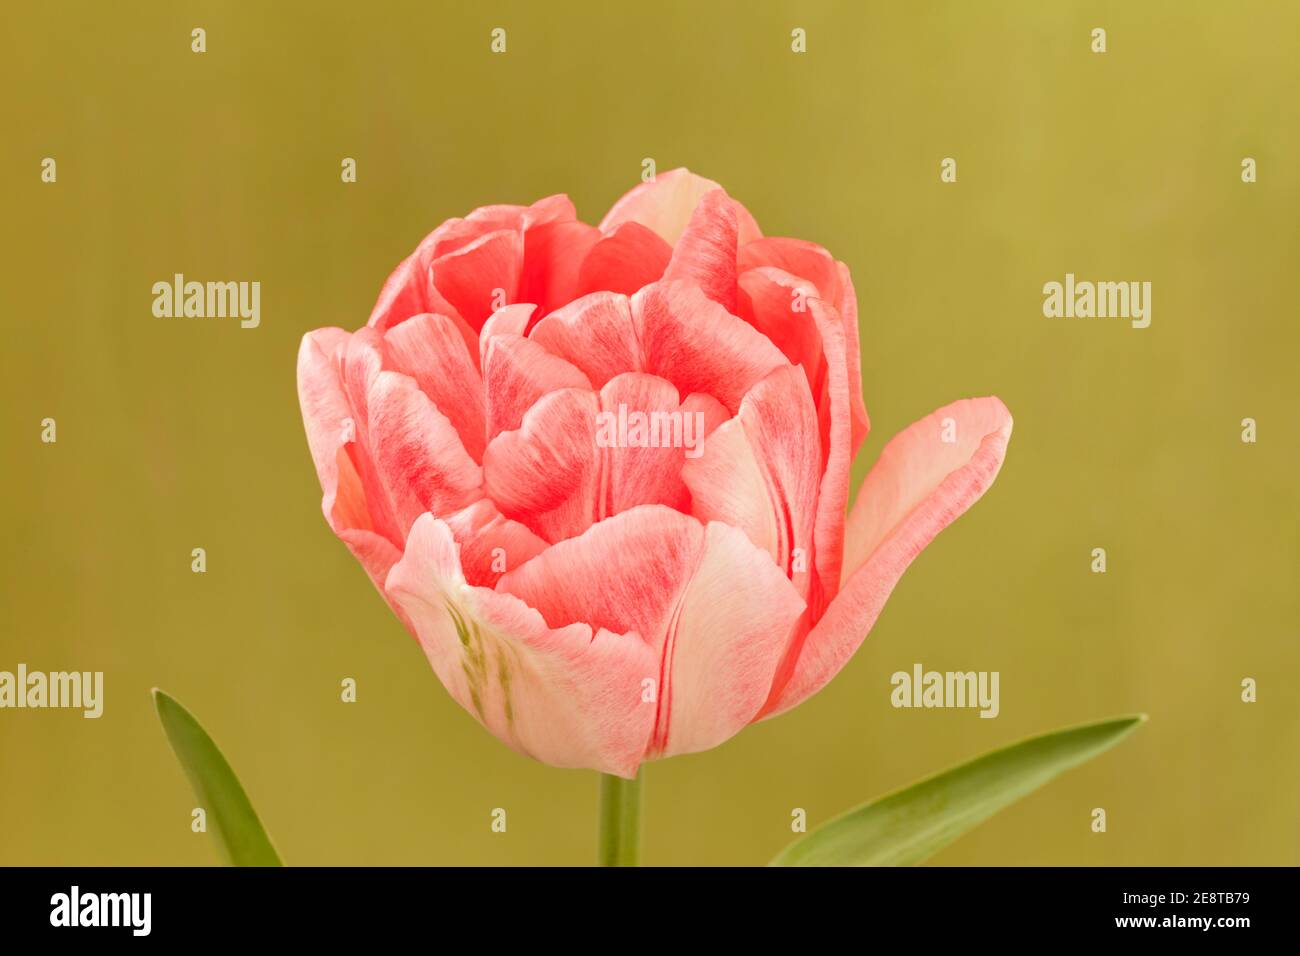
[385,514,657,777]
[483,333,593,439]
[517,219,601,318]
[764,396,1013,717]
[596,373,711,515]
[478,302,536,367]
[661,189,739,313]
[497,506,704,655]
[384,313,487,461]
[365,370,483,536]
[429,229,524,330]
[482,387,600,543]
[297,327,354,517]
[578,222,672,297]
[654,522,805,757]
[529,292,640,389]
[737,237,843,303]
[833,262,871,449]
[496,508,804,760]
[442,499,549,588]
[681,365,821,597]
[599,168,762,246]
[631,280,788,413]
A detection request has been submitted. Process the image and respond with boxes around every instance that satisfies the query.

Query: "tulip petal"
[384,313,487,461]
[366,370,483,536]
[386,514,657,777]
[632,280,788,413]
[662,189,739,312]
[482,387,600,543]
[483,333,593,439]
[654,522,805,757]
[498,506,704,655]
[498,508,804,760]
[764,397,1013,717]
[599,168,761,246]
[595,374,722,515]
[578,221,672,297]
[682,364,821,599]
[443,499,549,588]
[529,292,640,389]
[430,228,524,329]
[517,219,601,318]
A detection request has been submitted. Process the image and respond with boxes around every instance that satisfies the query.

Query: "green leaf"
[770,714,1145,867]
[152,688,283,866]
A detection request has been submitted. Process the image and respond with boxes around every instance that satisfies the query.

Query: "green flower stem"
[597,770,643,866]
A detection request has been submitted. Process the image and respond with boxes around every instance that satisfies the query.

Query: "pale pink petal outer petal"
[661,189,739,313]
[654,522,805,757]
[762,397,1013,718]
[599,168,761,246]
[385,514,656,777]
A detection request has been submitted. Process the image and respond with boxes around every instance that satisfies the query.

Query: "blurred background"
[2,0,1297,865]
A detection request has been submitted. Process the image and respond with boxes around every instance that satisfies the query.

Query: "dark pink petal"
[429,229,524,330]
[517,219,601,318]
[577,222,672,297]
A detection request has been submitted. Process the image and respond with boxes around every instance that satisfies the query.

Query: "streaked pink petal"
[386,514,656,777]
[631,280,788,412]
[366,370,483,536]
[478,302,535,367]
[681,365,821,597]
[482,387,600,543]
[483,333,593,439]
[443,499,549,588]
[596,373,718,515]
[578,221,672,297]
[529,292,639,389]
[661,189,739,312]
[384,313,487,461]
[764,397,1013,717]
[498,506,704,655]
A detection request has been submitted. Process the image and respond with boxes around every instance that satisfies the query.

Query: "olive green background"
[2,1,1296,866]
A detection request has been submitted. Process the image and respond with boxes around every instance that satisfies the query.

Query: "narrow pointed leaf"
[152,688,283,866]
[771,714,1145,866]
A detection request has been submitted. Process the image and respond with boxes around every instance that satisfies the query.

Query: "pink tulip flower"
[297,169,1012,778]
